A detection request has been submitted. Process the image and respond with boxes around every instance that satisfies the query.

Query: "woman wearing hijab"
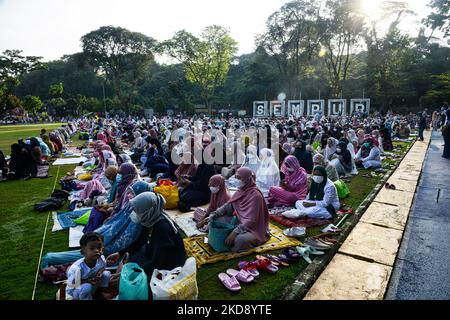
[330,141,354,176]
[174,152,197,185]
[8,143,35,179]
[293,140,314,173]
[267,156,308,207]
[117,154,132,167]
[313,154,339,182]
[255,148,280,197]
[41,134,56,155]
[206,175,231,214]
[241,145,260,174]
[222,141,245,179]
[198,167,270,252]
[98,150,117,171]
[178,151,216,212]
[106,192,187,279]
[283,166,340,220]
[29,137,43,165]
[380,125,394,151]
[114,163,139,212]
[356,129,366,147]
[323,137,339,162]
[443,123,450,158]
[355,136,382,169]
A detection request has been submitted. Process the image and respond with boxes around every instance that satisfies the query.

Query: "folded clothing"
[34,197,66,212]
[269,213,332,229]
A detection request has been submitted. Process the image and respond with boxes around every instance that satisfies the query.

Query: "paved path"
[386,130,450,300]
[304,131,431,300]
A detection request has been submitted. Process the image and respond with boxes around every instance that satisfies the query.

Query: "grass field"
[0,125,412,300]
[0,123,67,154]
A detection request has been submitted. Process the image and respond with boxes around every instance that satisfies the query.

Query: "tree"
[81,26,157,114]
[257,0,323,98]
[22,95,43,116]
[49,82,64,96]
[164,25,238,113]
[0,50,45,116]
[426,0,450,38]
[319,0,365,96]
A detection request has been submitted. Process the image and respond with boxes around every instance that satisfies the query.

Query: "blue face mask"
[116,174,123,182]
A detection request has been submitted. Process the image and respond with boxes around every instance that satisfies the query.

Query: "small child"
[66,232,111,300]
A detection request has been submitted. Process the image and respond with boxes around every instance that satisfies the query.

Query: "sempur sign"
[253,99,370,118]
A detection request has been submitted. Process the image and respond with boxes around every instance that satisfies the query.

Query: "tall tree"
[0,50,44,116]
[319,0,365,96]
[164,25,238,113]
[426,0,450,38]
[81,26,156,114]
[257,0,323,98]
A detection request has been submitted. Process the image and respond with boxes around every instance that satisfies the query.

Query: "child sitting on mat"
[66,232,113,300]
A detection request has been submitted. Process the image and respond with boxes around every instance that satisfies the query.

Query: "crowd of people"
[2,104,450,300]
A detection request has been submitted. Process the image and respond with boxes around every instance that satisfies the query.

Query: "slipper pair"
[239,258,278,274]
[219,269,255,292]
[257,254,289,267]
[296,245,325,264]
[385,183,396,190]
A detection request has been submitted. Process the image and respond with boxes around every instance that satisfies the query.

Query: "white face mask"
[130,211,140,224]
[210,186,220,194]
[336,148,342,153]
[236,179,244,188]
[287,168,295,173]
[312,175,324,184]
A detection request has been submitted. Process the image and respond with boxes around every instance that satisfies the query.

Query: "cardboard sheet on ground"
[184,224,301,267]
[69,226,85,248]
[53,157,87,165]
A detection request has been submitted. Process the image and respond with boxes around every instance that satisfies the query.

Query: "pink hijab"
[207,175,231,214]
[80,179,106,200]
[280,156,308,197]
[229,167,270,243]
[97,132,108,144]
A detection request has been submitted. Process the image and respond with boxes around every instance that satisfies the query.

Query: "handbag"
[150,257,198,300]
[334,180,350,199]
[208,216,238,253]
[118,263,148,300]
[154,179,179,209]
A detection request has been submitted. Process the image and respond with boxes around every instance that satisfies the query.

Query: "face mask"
[130,211,140,224]
[312,175,324,184]
[336,148,342,153]
[116,174,122,182]
[236,179,244,188]
[210,187,220,194]
[287,168,295,173]
[363,143,371,149]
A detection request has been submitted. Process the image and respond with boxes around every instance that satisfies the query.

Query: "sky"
[0,0,435,63]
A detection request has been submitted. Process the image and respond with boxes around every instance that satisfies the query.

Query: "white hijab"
[256,148,280,196]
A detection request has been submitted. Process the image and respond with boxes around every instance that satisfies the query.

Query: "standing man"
[418,112,427,142]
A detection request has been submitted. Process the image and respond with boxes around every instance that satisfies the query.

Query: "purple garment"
[83,207,107,233]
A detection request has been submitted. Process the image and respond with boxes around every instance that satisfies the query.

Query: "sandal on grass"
[264,254,289,267]
[253,258,279,273]
[218,273,241,292]
[296,246,312,264]
[283,247,301,260]
[256,255,279,266]
[237,261,260,278]
[226,269,254,283]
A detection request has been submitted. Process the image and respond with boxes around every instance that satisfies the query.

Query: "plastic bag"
[150,257,198,300]
[118,263,148,300]
[154,180,179,210]
[334,180,350,199]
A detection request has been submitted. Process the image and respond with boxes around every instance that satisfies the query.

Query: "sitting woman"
[241,145,260,174]
[117,154,132,167]
[355,136,382,169]
[178,153,215,212]
[330,141,354,177]
[323,137,338,162]
[222,141,245,179]
[267,156,308,207]
[106,192,187,279]
[283,166,340,220]
[255,148,280,197]
[197,167,270,252]
[293,140,314,173]
[312,154,339,182]
[206,175,231,215]
[8,143,36,179]
[174,152,197,187]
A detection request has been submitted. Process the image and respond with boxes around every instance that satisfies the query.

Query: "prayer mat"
[52,208,91,232]
[174,216,207,237]
[53,157,87,166]
[36,165,50,178]
[269,213,333,229]
[69,226,84,248]
[184,224,301,267]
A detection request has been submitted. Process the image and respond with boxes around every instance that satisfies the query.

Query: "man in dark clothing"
[419,112,427,141]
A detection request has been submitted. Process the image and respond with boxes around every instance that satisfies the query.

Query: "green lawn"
[0,123,67,154]
[0,125,412,300]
